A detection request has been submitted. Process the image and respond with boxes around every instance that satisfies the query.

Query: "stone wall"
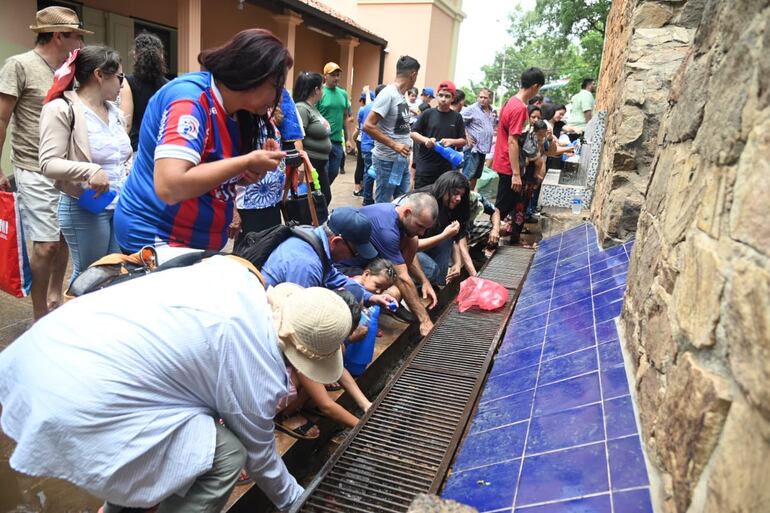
[591,0,705,245]
[608,0,770,512]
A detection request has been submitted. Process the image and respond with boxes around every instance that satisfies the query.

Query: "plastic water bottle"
[571,192,583,215]
[433,142,464,168]
[344,305,380,377]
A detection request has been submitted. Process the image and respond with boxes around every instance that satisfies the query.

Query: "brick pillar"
[336,36,360,93]
[273,10,304,90]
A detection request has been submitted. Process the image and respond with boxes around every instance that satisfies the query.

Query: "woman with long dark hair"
[39,46,131,283]
[404,171,471,287]
[119,32,168,151]
[114,29,291,252]
[293,71,332,204]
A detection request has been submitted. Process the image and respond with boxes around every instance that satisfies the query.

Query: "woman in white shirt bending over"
[40,46,131,283]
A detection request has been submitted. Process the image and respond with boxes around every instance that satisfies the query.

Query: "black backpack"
[235,224,330,274]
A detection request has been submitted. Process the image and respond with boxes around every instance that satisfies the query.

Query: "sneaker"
[386,305,417,324]
[353,189,363,197]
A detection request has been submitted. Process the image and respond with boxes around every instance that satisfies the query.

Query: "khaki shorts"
[14,167,61,242]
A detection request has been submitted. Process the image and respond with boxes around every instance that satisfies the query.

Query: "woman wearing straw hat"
[0,255,355,512]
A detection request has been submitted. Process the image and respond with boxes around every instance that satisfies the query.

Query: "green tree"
[478,0,609,105]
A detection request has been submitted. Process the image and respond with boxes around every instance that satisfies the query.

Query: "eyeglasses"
[342,238,359,257]
[115,73,125,85]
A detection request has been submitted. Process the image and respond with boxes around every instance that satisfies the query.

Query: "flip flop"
[325,382,343,392]
[274,413,320,440]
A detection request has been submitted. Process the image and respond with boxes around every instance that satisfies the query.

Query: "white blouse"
[83,102,131,209]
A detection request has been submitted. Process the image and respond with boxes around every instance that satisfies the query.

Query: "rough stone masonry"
[591,0,770,512]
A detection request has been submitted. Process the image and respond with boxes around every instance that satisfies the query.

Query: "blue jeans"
[58,193,120,284]
[417,238,453,286]
[327,141,344,184]
[373,155,411,203]
[362,151,374,205]
[461,149,485,180]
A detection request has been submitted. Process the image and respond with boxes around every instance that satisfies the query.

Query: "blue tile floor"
[442,224,652,513]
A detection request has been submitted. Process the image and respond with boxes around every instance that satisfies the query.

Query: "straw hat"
[268,283,352,384]
[30,6,93,35]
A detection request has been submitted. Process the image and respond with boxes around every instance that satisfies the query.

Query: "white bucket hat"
[268,283,352,384]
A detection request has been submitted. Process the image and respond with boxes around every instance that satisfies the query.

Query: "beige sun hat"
[268,283,352,384]
[30,6,93,35]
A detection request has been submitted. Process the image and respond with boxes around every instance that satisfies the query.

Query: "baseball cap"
[327,207,378,260]
[269,283,351,385]
[438,80,457,97]
[421,87,435,98]
[323,62,342,74]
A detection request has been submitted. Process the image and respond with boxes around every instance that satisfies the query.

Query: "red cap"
[437,80,457,97]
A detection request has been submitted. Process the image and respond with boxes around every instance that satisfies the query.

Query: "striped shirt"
[461,102,495,154]
[115,72,241,252]
[0,257,303,510]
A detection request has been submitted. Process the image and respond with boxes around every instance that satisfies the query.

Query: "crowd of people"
[0,6,595,513]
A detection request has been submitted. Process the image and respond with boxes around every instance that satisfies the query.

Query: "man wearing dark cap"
[261,207,395,308]
[0,6,89,320]
[410,80,466,188]
[418,87,434,113]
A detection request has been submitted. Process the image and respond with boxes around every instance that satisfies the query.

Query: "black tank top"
[126,74,168,151]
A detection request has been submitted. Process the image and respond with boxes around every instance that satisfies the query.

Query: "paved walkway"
[442,224,653,513]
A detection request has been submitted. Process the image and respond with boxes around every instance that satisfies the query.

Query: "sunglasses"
[115,72,125,85]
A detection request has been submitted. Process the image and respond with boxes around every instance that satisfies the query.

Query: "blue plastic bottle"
[434,142,464,168]
[344,305,380,376]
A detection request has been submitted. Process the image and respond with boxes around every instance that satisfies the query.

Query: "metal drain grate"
[290,247,534,513]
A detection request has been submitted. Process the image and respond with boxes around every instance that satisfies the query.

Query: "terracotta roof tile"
[296,0,383,40]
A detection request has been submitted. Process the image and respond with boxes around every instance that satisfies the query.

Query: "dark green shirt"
[316,86,350,143]
[297,101,332,161]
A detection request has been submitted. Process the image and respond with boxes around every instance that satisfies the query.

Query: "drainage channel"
[289,246,534,513]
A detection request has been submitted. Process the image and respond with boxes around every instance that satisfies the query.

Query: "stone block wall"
[601,0,770,511]
[591,0,705,245]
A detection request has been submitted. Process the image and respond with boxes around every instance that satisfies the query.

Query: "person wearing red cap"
[409,80,466,189]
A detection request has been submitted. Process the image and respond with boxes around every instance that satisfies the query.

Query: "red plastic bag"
[456,276,507,312]
[0,192,32,298]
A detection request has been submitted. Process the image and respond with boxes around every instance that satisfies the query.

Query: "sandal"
[275,413,320,440]
[325,382,343,392]
[237,469,252,485]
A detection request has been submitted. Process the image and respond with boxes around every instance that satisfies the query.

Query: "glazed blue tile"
[604,395,637,440]
[534,373,601,416]
[527,403,604,453]
[602,244,627,258]
[442,459,519,511]
[491,345,542,376]
[591,261,629,281]
[539,347,598,385]
[453,422,528,472]
[601,366,630,399]
[515,494,611,513]
[548,298,594,325]
[559,241,588,256]
[593,273,628,295]
[519,289,555,308]
[500,326,547,355]
[598,341,624,369]
[516,443,609,506]
[592,286,626,310]
[546,322,595,344]
[515,300,552,322]
[612,488,653,513]
[509,312,550,333]
[557,253,589,274]
[550,288,592,309]
[542,327,596,361]
[589,255,628,275]
[480,365,539,403]
[594,300,624,323]
[549,312,596,332]
[554,264,590,284]
[595,320,620,344]
[472,389,535,433]
[551,276,592,295]
[608,436,649,489]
